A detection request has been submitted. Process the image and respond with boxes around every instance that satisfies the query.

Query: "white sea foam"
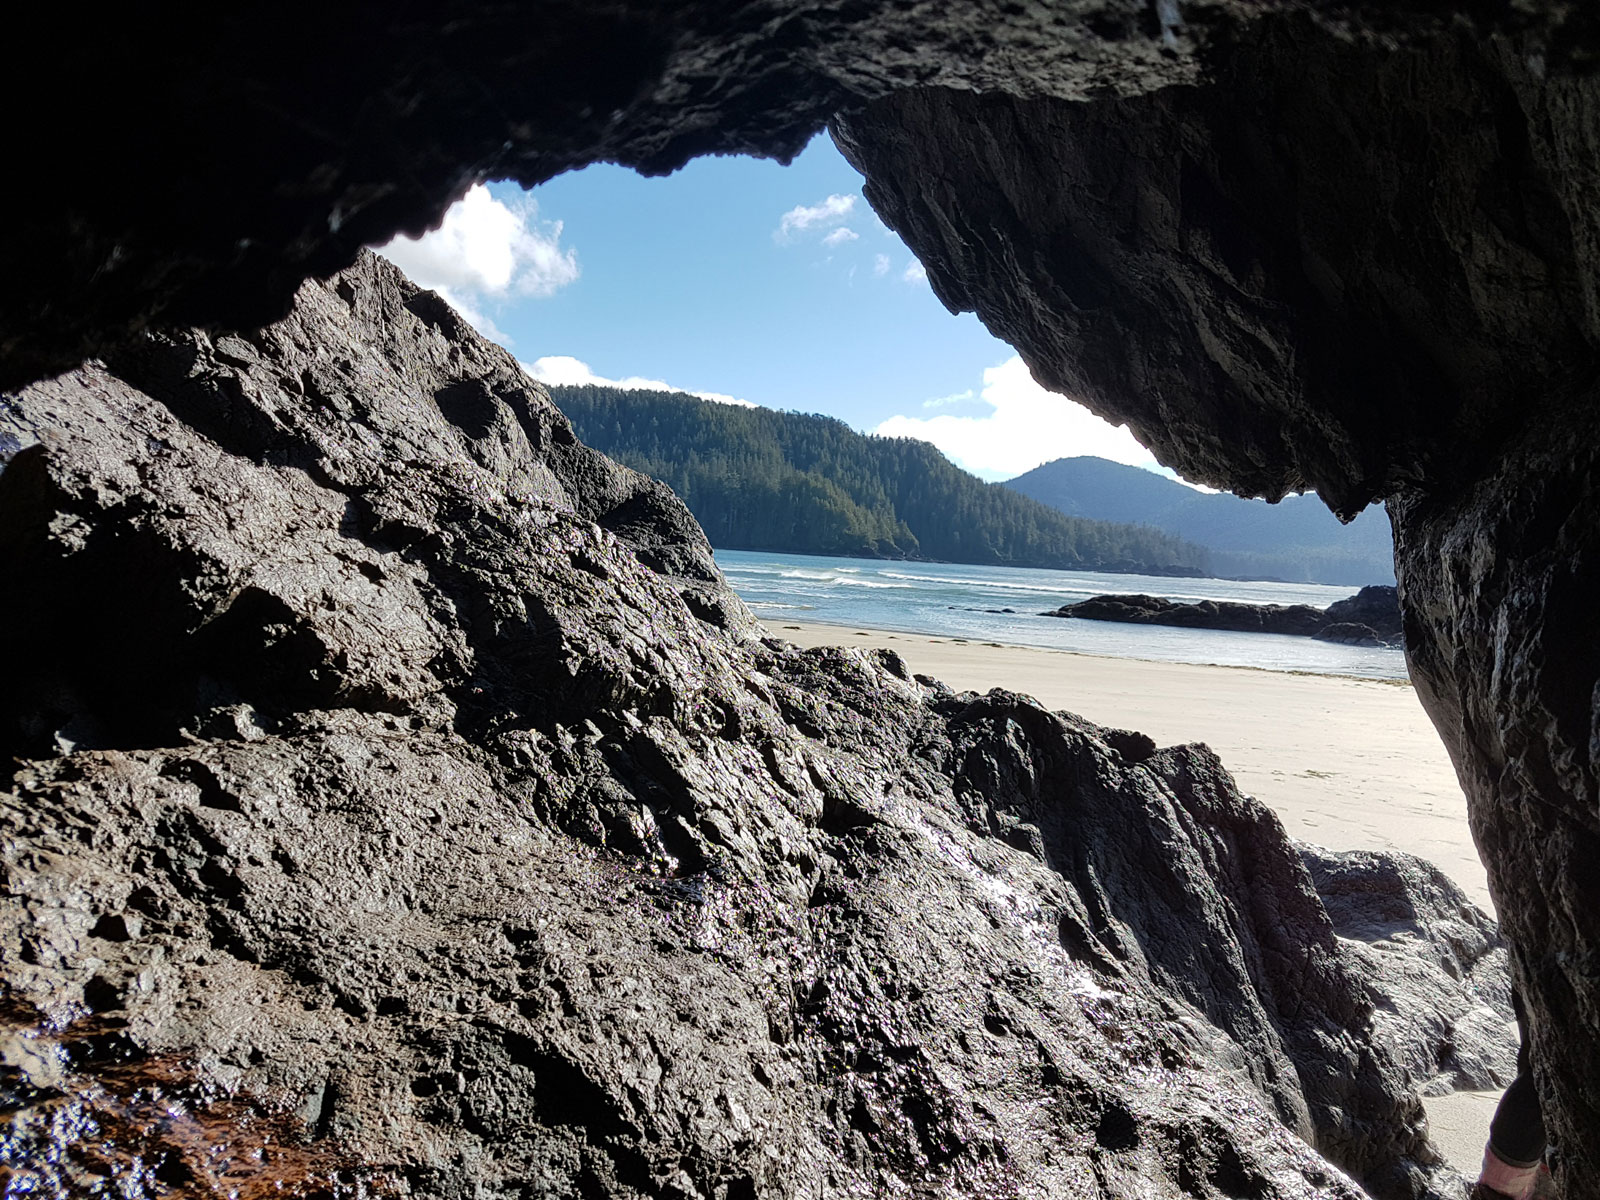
[715,548,1405,679]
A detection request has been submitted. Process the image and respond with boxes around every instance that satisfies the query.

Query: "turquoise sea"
[715,548,1408,680]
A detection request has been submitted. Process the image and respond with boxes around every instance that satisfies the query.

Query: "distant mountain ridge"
[1005,457,1395,586]
[547,384,1212,577]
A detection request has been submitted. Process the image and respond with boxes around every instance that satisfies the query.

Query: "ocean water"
[715,548,1409,680]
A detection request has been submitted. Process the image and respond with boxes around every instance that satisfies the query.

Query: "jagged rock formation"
[1043,587,1402,647]
[0,254,1494,1198]
[829,17,1600,1191]
[1302,847,1516,1097]
[5,2,1600,1195]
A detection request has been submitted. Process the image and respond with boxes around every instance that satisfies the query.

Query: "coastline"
[718,548,1409,680]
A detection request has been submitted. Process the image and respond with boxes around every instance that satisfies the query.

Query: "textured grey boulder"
[1302,847,1516,1097]
[0,254,1496,1198]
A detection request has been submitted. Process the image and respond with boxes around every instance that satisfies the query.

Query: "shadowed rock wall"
[4,3,1593,392]
[834,22,1600,515]
[833,15,1600,1192]
[1390,403,1600,1185]
[0,0,1231,392]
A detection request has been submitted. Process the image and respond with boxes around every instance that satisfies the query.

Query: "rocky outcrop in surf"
[1044,586,1402,647]
[0,253,1497,1198]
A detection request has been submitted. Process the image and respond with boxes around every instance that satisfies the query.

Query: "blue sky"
[376,133,1160,482]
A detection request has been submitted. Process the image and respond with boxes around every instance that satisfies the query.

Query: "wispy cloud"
[922,389,975,410]
[873,356,1160,480]
[822,226,860,248]
[902,260,928,285]
[376,184,578,344]
[873,254,891,278]
[521,356,755,407]
[776,194,857,241]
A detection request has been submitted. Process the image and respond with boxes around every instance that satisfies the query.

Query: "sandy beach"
[773,619,1497,1176]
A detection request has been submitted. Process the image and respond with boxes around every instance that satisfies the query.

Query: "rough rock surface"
[1301,847,1516,1098]
[833,22,1600,517]
[1043,594,1330,638]
[5,3,1599,1192]
[0,254,1479,1198]
[1390,414,1600,1190]
[831,21,1600,1188]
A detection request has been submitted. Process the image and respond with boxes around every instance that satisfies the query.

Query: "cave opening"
[3,3,1600,1196]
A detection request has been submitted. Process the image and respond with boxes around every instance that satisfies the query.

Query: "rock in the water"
[1323,587,1402,641]
[1045,593,1334,637]
[1046,589,1405,647]
[0,253,1483,1198]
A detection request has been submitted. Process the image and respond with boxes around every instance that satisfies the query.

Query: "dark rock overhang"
[7,4,1598,483]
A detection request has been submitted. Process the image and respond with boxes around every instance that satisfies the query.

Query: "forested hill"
[548,385,1212,575]
[1005,457,1395,585]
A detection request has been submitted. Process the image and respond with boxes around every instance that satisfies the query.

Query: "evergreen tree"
[548,384,1211,575]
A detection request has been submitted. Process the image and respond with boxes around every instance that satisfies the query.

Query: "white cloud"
[873,356,1160,480]
[903,260,928,284]
[776,194,857,241]
[822,226,860,248]
[521,356,755,407]
[922,389,975,410]
[873,254,891,278]
[375,184,579,342]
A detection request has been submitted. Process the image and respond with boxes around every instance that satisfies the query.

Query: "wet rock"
[1323,587,1402,641]
[0,255,1480,1198]
[1302,847,1516,1096]
[1045,593,1331,636]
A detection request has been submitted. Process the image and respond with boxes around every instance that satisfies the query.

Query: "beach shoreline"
[777,616,1412,682]
[719,548,1410,681]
